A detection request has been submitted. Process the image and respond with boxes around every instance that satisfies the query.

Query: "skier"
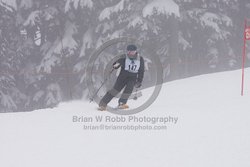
[98,44,145,111]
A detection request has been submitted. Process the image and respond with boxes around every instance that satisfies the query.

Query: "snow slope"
[1,69,250,167]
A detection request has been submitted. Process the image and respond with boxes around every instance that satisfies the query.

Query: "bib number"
[125,57,140,73]
[128,65,137,71]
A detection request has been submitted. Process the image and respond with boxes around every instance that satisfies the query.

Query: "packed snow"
[1,68,250,167]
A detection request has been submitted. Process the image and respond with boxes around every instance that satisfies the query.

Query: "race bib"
[125,57,140,73]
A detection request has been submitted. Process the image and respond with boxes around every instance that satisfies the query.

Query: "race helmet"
[126,44,137,59]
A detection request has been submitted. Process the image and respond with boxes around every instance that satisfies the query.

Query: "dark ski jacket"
[114,54,144,83]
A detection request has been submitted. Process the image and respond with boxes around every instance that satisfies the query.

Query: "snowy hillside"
[1,69,250,167]
[1,0,249,112]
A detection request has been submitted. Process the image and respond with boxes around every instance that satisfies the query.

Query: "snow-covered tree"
[1,0,249,112]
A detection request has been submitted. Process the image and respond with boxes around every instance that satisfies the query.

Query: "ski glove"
[134,82,142,88]
[113,62,121,69]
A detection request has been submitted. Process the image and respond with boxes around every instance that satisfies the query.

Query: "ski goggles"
[127,50,137,56]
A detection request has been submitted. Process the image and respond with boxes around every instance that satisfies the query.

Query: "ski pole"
[90,68,115,102]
